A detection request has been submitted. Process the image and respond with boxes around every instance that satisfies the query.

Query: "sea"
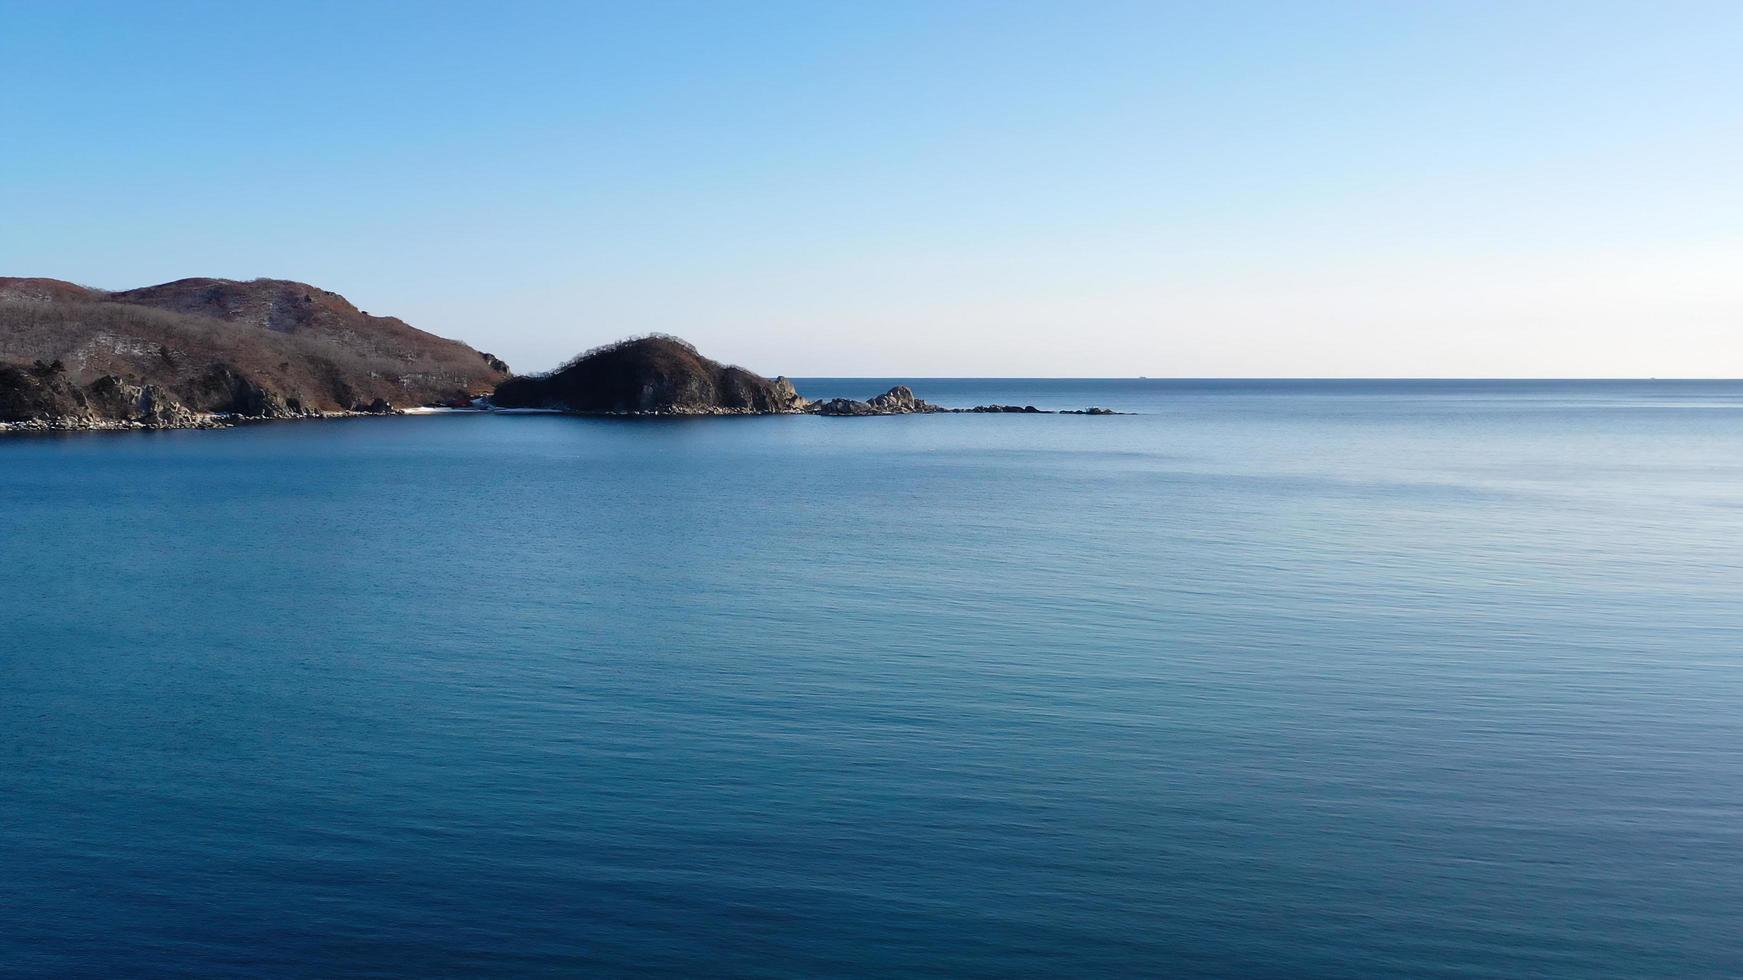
[2,380,1741,978]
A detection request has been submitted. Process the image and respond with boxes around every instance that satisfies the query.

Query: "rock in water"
[813,385,944,416]
[490,335,809,415]
[812,398,876,416]
[867,385,921,412]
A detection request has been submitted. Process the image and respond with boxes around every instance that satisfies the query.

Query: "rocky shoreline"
[0,405,406,435]
[0,386,1126,432]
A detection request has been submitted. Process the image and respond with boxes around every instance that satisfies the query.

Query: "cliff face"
[492,335,807,415]
[0,276,511,427]
[0,361,211,429]
[0,361,95,424]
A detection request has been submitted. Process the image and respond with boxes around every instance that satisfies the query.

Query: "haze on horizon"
[2,0,1739,378]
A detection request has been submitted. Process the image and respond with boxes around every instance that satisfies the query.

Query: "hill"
[0,277,510,427]
[491,335,806,415]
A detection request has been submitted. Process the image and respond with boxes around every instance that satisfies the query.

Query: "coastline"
[0,404,820,434]
[0,402,1127,435]
[1,385,1126,435]
[0,408,411,435]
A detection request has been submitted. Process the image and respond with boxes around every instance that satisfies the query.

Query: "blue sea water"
[2,380,1742,978]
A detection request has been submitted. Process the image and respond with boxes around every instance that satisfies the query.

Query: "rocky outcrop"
[963,404,1125,414]
[0,361,94,424]
[491,335,809,415]
[808,384,1124,417]
[868,385,940,413]
[0,360,216,431]
[175,363,310,418]
[85,375,200,428]
[812,385,944,416]
[810,398,876,417]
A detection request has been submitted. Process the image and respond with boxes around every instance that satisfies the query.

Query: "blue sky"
[3,0,1740,376]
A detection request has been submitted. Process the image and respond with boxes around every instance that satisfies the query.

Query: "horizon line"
[782,376,1741,382]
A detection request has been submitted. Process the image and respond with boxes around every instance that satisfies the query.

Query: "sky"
[2,0,1740,377]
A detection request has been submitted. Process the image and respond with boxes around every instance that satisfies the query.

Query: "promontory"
[0,276,508,430]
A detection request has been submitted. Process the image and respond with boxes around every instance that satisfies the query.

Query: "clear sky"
[2,1,1740,377]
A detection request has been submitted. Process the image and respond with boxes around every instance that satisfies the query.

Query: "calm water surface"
[3,380,1741,977]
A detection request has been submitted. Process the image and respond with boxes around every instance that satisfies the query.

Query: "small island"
[492,335,806,415]
[492,335,1122,418]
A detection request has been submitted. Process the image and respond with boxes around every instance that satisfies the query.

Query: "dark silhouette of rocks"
[491,335,807,415]
[0,360,95,425]
[178,363,310,419]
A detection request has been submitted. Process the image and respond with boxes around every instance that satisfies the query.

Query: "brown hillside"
[0,278,103,304]
[0,277,510,418]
